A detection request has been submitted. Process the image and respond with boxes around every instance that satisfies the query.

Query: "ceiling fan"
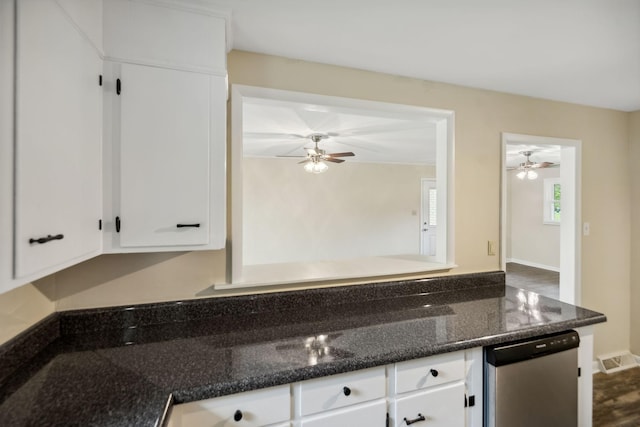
[279,133,355,174]
[508,151,555,180]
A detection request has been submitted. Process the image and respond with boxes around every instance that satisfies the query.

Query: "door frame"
[500,133,582,304]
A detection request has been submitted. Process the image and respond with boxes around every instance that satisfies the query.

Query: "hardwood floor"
[593,367,640,426]
[505,262,559,299]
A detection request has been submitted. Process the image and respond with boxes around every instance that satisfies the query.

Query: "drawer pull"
[233,409,243,422]
[404,413,426,425]
[176,223,200,228]
[29,234,64,245]
[429,368,439,377]
[342,386,351,396]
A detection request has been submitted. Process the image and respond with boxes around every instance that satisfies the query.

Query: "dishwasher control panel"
[485,330,579,366]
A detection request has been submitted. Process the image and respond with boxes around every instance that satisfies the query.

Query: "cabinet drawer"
[391,381,465,427]
[171,385,290,427]
[300,399,386,427]
[394,351,464,394]
[298,366,386,416]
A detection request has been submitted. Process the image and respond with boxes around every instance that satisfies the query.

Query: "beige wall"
[507,167,561,269]
[0,51,632,359]
[244,158,434,264]
[630,111,640,355]
[0,280,54,344]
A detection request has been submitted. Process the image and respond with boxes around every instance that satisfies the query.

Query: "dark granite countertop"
[0,271,606,426]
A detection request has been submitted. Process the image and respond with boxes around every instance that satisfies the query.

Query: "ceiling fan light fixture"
[304,159,328,174]
[516,169,538,180]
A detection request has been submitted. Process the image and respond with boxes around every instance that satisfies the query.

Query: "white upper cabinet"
[119,64,210,247]
[55,0,104,54]
[103,0,227,74]
[102,1,227,252]
[12,0,102,282]
[0,0,228,294]
[110,63,225,249]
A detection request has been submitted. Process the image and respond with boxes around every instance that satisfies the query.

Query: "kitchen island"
[0,271,605,426]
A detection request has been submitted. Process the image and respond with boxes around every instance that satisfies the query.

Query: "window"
[543,178,561,224]
[428,188,437,226]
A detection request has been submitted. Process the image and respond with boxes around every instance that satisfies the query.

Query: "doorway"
[501,133,582,305]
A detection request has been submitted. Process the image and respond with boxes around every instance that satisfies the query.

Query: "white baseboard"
[592,360,600,374]
[506,258,560,273]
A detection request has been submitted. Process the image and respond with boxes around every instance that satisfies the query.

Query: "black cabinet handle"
[176,223,200,228]
[29,234,64,245]
[404,413,426,425]
[116,78,121,95]
[342,386,351,396]
[115,216,121,233]
[233,409,242,422]
[429,368,439,377]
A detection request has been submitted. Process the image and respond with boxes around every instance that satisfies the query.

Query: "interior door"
[421,179,437,257]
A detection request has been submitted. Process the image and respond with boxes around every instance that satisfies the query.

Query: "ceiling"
[505,144,561,169]
[220,0,640,112]
[242,97,438,164]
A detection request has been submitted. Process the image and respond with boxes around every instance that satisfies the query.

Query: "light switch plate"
[583,222,590,236]
[488,241,497,256]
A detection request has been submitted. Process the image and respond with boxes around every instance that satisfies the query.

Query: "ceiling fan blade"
[533,161,555,168]
[298,158,312,164]
[324,157,345,163]
[327,152,355,157]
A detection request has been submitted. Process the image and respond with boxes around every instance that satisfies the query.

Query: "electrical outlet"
[488,241,497,256]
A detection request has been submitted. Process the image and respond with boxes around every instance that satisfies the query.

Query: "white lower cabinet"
[391,381,465,427]
[391,351,467,427]
[298,366,386,416]
[394,350,466,393]
[168,385,290,427]
[168,352,473,427]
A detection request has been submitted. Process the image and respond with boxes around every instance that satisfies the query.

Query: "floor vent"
[597,351,639,374]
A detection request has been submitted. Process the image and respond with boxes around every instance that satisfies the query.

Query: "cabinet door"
[118,63,211,248]
[391,382,465,427]
[14,0,102,279]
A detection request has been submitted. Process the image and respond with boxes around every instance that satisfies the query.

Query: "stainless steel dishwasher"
[484,330,580,427]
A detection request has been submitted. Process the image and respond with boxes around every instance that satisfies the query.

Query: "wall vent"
[597,351,639,374]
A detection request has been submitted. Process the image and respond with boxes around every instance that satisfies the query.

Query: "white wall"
[507,167,561,270]
[243,158,434,264]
